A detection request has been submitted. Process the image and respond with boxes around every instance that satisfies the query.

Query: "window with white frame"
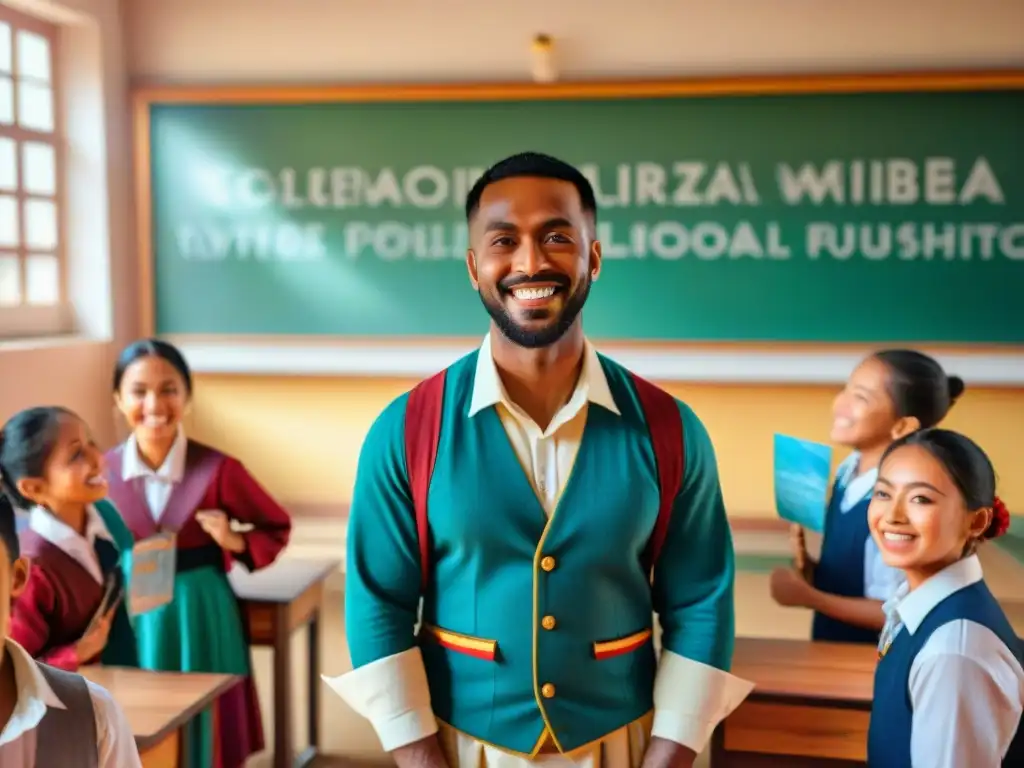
[0,7,66,337]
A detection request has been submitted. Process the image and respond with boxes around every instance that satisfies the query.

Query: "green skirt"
[133,565,254,768]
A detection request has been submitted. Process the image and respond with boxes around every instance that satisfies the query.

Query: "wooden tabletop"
[80,666,239,750]
[228,557,339,604]
[731,636,877,704]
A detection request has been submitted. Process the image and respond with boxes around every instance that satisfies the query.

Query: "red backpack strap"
[632,373,685,575]
[404,370,447,592]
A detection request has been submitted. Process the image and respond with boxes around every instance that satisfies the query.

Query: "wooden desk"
[81,666,238,768]
[711,637,876,767]
[230,557,339,768]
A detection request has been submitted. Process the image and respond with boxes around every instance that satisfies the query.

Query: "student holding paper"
[105,339,292,768]
[770,350,964,643]
[0,407,138,671]
[867,429,1022,767]
[0,495,144,767]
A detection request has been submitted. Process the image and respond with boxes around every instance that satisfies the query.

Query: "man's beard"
[479,276,591,349]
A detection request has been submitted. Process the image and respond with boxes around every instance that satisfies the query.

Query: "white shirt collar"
[0,639,65,746]
[883,555,984,635]
[836,451,880,487]
[467,333,621,424]
[28,504,112,547]
[121,426,187,483]
[835,451,878,511]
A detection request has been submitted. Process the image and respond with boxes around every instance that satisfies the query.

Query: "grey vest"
[34,663,99,768]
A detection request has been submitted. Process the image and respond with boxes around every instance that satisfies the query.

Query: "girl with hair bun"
[867,428,1022,766]
[771,349,965,643]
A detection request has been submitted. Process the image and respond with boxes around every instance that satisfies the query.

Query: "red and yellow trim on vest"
[592,628,653,661]
[421,623,498,661]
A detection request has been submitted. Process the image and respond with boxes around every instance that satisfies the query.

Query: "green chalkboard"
[142,80,1024,343]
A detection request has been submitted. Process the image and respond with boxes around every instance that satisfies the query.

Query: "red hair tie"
[986,496,1011,540]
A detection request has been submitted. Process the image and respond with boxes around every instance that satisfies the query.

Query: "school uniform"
[104,427,291,768]
[327,335,753,767]
[0,637,143,767]
[868,555,1024,766]
[10,502,138,670]
[812,452,904,644]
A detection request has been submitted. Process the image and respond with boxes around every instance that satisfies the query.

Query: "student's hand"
[770,567,813,608]
[76,611,113,664]
[195,509,246,553]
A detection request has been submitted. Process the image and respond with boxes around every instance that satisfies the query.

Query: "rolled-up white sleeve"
[650,650,755,753]
[322,647,437,751]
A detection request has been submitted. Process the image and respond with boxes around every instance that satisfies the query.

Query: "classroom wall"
[126,0,1024,516]
[187,376,1024,517]
[0,0,134,446]
[125,0,1023,82]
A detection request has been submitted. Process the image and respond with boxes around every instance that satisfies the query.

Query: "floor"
[242,518,1024,767]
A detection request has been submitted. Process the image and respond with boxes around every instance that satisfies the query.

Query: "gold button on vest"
[540,556,556,572]
[541,683,556,698]
[541,615,557,630]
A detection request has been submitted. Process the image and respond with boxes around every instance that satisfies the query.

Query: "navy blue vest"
[812,475,878,644]
[867,580,1024,766]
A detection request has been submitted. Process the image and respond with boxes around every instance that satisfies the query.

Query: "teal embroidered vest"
[417,351,663,754]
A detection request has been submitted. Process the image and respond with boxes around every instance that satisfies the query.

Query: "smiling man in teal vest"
[325,152,753,768]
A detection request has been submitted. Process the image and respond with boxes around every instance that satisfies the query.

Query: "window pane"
[16,31,50,82]
[24,198,57,249]
[0,75,12,124]
[22,142,55,195]
[0,137,15,190]
[0,194,17,247]
[0,23,11,74]
[0,252,20,306]
[26,253,58,305]
[17,80,53,132]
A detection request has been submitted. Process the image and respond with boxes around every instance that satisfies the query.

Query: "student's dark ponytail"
[0,427,13,502]
[0,492,19,562]
[0,427,21,508]
[873,350,964,429]
[947,375,966,404]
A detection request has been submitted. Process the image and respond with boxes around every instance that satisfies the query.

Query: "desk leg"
[273,607,293,768]
[710,724,724,767]
[307,612,320,754]
[180,723,193,768]
[293,614,321,767]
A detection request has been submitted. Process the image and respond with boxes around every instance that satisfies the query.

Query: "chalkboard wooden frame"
[132,71,1024,384]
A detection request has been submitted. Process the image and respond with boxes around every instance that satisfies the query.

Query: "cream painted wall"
[0,339,113,439]
[120,0,1024,516]
[0,0,133,446]
[125,0,1024,83]
[188,376,1024,517]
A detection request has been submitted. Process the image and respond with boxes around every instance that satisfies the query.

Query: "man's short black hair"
[464,152,598,223]
[0,494,18,563]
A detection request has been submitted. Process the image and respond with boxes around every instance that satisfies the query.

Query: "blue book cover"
[773,434,833,533]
